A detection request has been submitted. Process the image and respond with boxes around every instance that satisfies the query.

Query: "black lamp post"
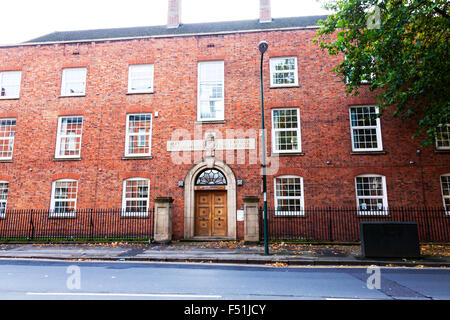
[258,41,269,255]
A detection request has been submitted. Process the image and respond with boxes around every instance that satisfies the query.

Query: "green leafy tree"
[315,0,449,145]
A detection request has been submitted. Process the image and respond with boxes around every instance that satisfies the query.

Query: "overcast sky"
[0,0,330,45]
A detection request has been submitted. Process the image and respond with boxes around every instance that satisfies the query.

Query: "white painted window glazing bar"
[197,61,224,121]
[122,178,150,217]
[61,68,87,96]
[440,174,450,215]
[0,71,21,99]
[355,175,388,215]
[50,179,78,217]
[274,176,305,216]
[271,108,301,153]
[0,181,8,218]
[269,57,298,87]
[0,118,16,160]
[436,124,450,150]
[55,116,83,158]
[125,114,152,157]
[349,106,383,151]
[128,64,154,93]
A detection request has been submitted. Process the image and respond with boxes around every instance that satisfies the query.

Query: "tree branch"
[434,7,449,18]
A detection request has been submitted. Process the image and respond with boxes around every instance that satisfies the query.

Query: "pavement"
[0,241,449,267]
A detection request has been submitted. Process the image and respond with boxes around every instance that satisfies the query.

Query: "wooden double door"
[195,190,227,237]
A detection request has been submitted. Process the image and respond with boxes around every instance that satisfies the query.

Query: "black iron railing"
[259,207,450,243]
[0,208,154,243]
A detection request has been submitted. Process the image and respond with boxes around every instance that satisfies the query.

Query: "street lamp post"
[258,41,269,255]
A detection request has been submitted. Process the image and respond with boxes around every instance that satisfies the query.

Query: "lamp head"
[258,41,268,54]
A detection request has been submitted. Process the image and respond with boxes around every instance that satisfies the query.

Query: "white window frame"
[271,108,301,154]
[197,61,225,121]
[273,175,305,216]
[124,113,152,157]
[435,123,450,150]
[121,178,150,217]
[269,57,299,88]
[355,174,388,215]
[440,174,450,215]
[0,71,21,99]
[60,68,87,96]
[55,116,83,159]
[50,179,78,218]
[127,64,154,94]
[0,181,8,218]
[0,118,16,160]
[349,105,383,152]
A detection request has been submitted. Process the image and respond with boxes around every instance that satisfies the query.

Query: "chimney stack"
[259,0,272,23]
[167,0,181,28]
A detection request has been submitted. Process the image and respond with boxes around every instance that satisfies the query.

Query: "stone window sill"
[121,156,153,160]
[126,91,155,95]
[195,120,226,125]
[435,149,450,154]
[59,94,86,98]
[350,150,387,155]
[269,85,300,89]
[271,152,305,157]
[53,157,82,161]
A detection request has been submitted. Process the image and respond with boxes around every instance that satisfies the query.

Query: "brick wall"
[0,28,448,240]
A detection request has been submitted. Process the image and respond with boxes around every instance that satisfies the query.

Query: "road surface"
[0,259,449,301]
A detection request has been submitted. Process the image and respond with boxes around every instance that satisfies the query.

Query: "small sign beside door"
[236,209,244,221]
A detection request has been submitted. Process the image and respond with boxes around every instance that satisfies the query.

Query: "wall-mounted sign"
[167,138,256,152]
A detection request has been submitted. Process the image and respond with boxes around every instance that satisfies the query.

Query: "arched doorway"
[184,159,236,239]
[194,169,227,237]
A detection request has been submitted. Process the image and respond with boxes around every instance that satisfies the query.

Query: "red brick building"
[0,0,449,241]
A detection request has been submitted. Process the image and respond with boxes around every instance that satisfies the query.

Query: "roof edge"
[0,25,322,48]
